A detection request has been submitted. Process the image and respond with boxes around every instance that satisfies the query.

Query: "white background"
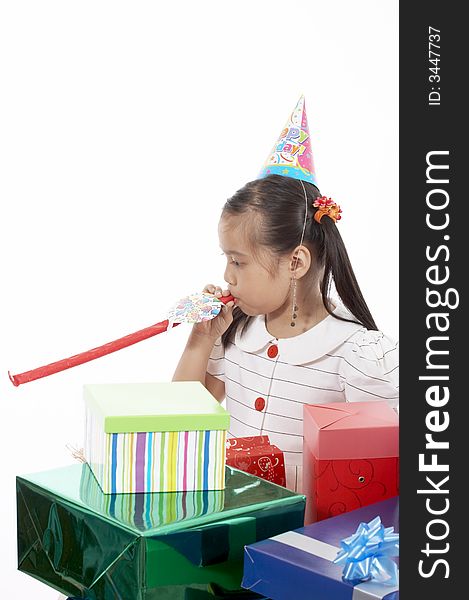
[0,1,398,597]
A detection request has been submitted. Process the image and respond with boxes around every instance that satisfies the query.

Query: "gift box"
[303,402,399,524]
[226,436,286,487]
[17,462,305,599]
[84,381,229,493]
[242,496,399,600]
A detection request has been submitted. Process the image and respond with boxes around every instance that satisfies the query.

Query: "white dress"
[206,306,399,493]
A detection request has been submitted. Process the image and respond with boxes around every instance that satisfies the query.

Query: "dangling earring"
[290,277,298,327]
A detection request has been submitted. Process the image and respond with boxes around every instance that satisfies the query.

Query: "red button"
[267,344,278,358]
[255,397,266,411]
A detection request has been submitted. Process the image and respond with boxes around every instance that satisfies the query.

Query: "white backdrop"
[0,1,398,596]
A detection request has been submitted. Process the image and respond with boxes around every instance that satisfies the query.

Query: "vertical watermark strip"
[400,3,465,597]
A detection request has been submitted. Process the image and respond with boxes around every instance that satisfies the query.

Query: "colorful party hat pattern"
[258,95,317,186]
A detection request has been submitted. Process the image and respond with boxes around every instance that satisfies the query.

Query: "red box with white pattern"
[303,401,399,524]
[226,436,286,487]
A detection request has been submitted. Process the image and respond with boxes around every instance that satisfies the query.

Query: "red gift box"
[303,402,399,524]
[226,436,286,487]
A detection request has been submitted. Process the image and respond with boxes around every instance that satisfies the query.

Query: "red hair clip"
[313,196,342,224]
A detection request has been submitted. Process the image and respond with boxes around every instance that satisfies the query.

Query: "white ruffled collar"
[234,305,364,365]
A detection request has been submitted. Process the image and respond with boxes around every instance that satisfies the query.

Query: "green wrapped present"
[17,463,305,599]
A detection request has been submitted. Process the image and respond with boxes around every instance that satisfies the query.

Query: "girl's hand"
[192,284,235,341]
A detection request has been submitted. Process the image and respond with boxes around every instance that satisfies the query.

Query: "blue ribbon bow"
[333,515,399,586]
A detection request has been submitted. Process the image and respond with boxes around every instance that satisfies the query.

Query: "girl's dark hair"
[221,174,378,349]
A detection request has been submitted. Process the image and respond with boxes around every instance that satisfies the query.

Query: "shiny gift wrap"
[84,382,229,493]
[242,497,399,600]
[17,463,305,599]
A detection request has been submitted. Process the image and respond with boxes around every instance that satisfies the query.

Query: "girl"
[173,173,399,493]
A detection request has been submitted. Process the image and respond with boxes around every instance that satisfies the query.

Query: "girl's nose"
[224,266,235,287]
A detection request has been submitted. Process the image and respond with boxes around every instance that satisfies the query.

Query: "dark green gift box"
[17,463,305,599]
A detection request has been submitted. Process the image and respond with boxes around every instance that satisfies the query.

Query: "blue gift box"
[242,497,399,600]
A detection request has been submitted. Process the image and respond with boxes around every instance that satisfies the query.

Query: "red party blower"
[9,293,234,387]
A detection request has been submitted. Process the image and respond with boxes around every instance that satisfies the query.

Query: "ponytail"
[320,218,378,331]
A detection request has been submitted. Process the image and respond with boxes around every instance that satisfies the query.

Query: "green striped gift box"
[84,382,230,494]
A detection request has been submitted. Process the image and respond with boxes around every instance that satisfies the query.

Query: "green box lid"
[84,381,230,434]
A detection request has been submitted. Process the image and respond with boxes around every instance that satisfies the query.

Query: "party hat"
[258,95,317,187]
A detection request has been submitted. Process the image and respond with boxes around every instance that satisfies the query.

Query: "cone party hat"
[258,95,317,187]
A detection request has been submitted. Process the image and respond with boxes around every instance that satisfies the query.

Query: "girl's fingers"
[203,284,225,297]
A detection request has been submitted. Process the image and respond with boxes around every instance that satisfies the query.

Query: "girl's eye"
[220,252,241,267]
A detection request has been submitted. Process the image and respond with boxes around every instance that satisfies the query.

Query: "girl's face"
[218,214,292,317]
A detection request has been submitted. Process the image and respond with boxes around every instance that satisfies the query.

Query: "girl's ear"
[289,245,312,277]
